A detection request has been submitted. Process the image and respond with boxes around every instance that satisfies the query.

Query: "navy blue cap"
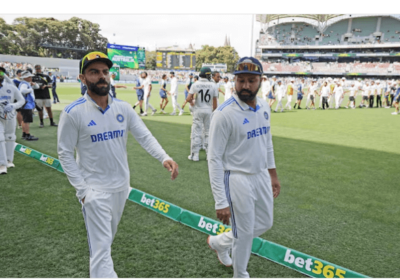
[189,73,193,76]
[233,57,263,76]
[16,69,23,74]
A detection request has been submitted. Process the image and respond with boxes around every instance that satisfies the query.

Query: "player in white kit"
[186,67,218,161]
[223,76,234,101]
[207,57,281,278]
[345,81,357,109]
[168,71,184,116]
[273,80,286,112]
[360,81,369,108]
[319,81,330,110]
[57,52,178,278]
[140,72,157,116]
[333,80,344,109]
[307,80,318,110]
[0,67,25,174]
[261,75,270,101]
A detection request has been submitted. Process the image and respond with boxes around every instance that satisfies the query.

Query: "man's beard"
[87,79,110,96]
[236,85,260,102]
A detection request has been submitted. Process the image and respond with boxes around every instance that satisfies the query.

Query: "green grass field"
[1,83,399,278]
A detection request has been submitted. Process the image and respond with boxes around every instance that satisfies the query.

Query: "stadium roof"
[256,14,344,24]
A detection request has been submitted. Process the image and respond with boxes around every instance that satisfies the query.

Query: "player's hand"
[41,85,46,89]
[216,207,231,225]
[163,159,179,180]
[271,177,281,198]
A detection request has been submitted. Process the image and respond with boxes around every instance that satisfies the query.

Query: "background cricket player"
[141,72,157,116]
[168,71,184,116]
[333,80,344,109]
[132,73,145,114]
[223,76,234,101]
[186,67,217,161]
[293,78,304,109]
[0,67,25,174]
[268,76,277,107]
[182,73,194,112]
[159,74,169,114]
[261,75,270,101]
[57,52,179,278]
[284,78,294,110]
[273,80,285,113]
[346,82,357,109]
[207,57,281,278]
[320,81,330,110]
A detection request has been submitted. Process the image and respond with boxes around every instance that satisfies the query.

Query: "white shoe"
[190,112,193,115]
[345,106,348,109]
[188,153,199,161]
[151,109,157,116]
[0,165,7,175]
[179,110,184,116]
[7,161,15,168]
[391,112,398,115]
[207,236,232,267]
[170,112,176,116]
[161,110,165,114]
[140,112,148,116]
[17,125,21,129]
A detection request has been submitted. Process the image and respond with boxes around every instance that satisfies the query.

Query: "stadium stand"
[322,19,350,45]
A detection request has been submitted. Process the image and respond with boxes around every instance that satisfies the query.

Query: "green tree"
[0,17,109,58]
[145,50,156,70]
[195,45,240,72]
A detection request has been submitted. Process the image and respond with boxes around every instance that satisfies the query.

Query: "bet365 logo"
[140,193,170,213]
[197,216,231,235]
[284,249,346,278]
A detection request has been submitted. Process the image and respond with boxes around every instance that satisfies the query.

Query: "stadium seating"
[379,16,400,43]
[321,19,350,45]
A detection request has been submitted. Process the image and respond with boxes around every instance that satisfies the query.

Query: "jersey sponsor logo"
[243,118,249,125]
[264,111,269,120]
[6,90,11,94]
[90,129,125,143]
[247,126,270,139]
[88,120,97,127]
[116,114,124,123]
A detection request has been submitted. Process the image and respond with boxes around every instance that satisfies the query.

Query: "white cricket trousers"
[191,109,211,154]
[0,117,16,166]
[213,170,274,278]
[81,188,130,278]
[335,94,342,109]
[284,95,293,109]
[144,93,155,112]
[171,94,182,113]
[274,95,284,111]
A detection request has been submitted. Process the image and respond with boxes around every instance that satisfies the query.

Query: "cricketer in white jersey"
[207,57,281,278]
[57,53,178,278]
[0,67,25,174]
[223,76,234,101]
[186,67,218,161]
[168,72,184,115]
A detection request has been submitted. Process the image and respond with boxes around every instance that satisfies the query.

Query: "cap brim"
[234,71,262,75]
[81,58,113,74]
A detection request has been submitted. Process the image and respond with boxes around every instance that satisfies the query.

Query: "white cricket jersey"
[261,81,271,97]
[362,85,370,96]
[143,77,151,95]
[308,85,318,96]
[349,87,357,97]
[0,81,25,111]
[170,77,178,95]
[208,95,275,210]
[224,81,233,101]
[320,86,330,97]
[189,78,218,111]
[275,84,286,97]
[57,93,172,200]
[333,86,344,96]
[376,84,383,95]
[370,84,377,95]
[213,79,220,98]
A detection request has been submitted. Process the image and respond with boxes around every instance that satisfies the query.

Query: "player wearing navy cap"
[207,57,280,277]
[58,51,178,277]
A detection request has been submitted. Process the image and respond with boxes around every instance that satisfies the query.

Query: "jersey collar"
[85,92,114,114]
[232,94,263,112]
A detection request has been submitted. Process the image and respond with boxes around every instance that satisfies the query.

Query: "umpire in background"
[49,71,60,104]
[32,65,58,127]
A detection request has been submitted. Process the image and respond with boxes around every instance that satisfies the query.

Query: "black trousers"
[369,95,374,107]
[390,94,394,106]
[376,95,382,107]
[322,97,329,109]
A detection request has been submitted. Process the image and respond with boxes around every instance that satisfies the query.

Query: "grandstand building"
[255,14,400,78]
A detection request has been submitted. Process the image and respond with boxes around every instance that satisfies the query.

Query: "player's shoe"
[7,161,15,168]
[207,236,232,267]
[0,165,7,175]
[17,125,21,129]
[50,122,58,127]
[160,110,165,114]
[152,109,157,116]
[391,112,398,115]
[188,153,199,161]
[39,122,44,128]
[170,112,176,116]
[25,135,39,141]
[179,110,184,116]
[140,112,148,116]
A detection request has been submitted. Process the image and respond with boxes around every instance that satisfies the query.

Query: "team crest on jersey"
[264,111,269,120]
[116,114,124,123]
[7,90,11,94]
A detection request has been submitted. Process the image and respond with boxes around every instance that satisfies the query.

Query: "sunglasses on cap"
[80,51,109,74]
[235,60,262,74]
